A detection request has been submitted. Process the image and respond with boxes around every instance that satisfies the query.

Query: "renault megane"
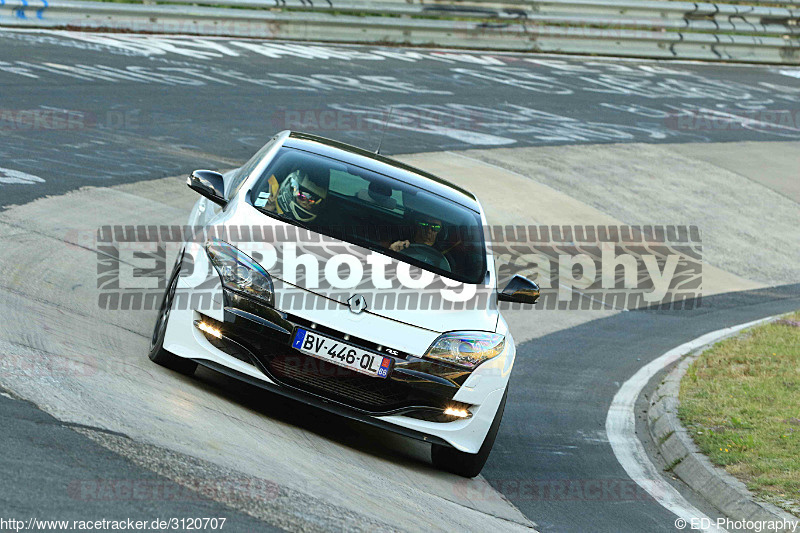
[149,131,539,477]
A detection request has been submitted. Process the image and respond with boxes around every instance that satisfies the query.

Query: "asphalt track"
[499,286,800,532]
[0,391,281,532]
[1,29,799,532]
[2,29,800,208]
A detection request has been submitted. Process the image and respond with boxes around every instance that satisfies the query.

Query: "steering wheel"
[403,244,451,272]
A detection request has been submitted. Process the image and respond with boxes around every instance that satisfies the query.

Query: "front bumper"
[163,285,511,453]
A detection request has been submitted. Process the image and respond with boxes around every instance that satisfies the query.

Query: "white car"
[149,131,539,477]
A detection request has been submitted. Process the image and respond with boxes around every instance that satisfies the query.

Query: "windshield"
[249,147,487,284]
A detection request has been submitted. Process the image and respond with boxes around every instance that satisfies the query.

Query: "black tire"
[148,254,197,376]
[431,387,508,478]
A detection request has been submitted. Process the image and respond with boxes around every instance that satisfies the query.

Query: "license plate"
[291,328,392,379]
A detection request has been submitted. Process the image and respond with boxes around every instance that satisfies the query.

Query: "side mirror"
[187,170,226,207]
[498,275,540,305]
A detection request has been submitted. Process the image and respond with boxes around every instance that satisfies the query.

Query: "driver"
[390,215,443,252]
[258,169,328,223]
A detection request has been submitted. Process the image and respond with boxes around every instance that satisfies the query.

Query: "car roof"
[283,132,481,213]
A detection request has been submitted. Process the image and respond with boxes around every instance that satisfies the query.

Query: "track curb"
[646,318,799,531]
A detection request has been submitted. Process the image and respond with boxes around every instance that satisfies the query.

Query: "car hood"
[222,206,498,336]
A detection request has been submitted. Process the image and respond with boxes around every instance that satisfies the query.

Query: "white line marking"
[0,168,45,185]
[606,315,778,533]
[0,28,781,69]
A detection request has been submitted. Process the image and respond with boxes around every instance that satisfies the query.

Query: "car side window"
[329,169,365,196]
[329,169,404,213]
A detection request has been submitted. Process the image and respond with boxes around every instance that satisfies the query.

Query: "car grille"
[201,311,451,414]
[267,353,418,412]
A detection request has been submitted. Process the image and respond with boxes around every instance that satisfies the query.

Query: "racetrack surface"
[495,285,800,532]
[1,29,799,532]
[2,30,800,208]
[0,390,282,531]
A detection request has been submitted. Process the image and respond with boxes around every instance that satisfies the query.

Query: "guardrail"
[1,0,798,63]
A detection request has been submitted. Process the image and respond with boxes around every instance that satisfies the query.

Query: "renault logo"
[347,294,368,314]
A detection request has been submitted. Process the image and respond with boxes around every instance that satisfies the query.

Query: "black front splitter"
[191,358,454,449]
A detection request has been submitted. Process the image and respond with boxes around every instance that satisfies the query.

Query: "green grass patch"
[679,311,800,516]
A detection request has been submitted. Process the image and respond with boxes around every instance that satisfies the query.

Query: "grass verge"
[679,311,800,516]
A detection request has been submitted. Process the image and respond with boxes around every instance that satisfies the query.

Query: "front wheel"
[148,254,197,376]
[431,387,508,478]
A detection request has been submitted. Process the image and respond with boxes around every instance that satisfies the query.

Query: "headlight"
[206,240,274,306]
[423,332,505,369]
